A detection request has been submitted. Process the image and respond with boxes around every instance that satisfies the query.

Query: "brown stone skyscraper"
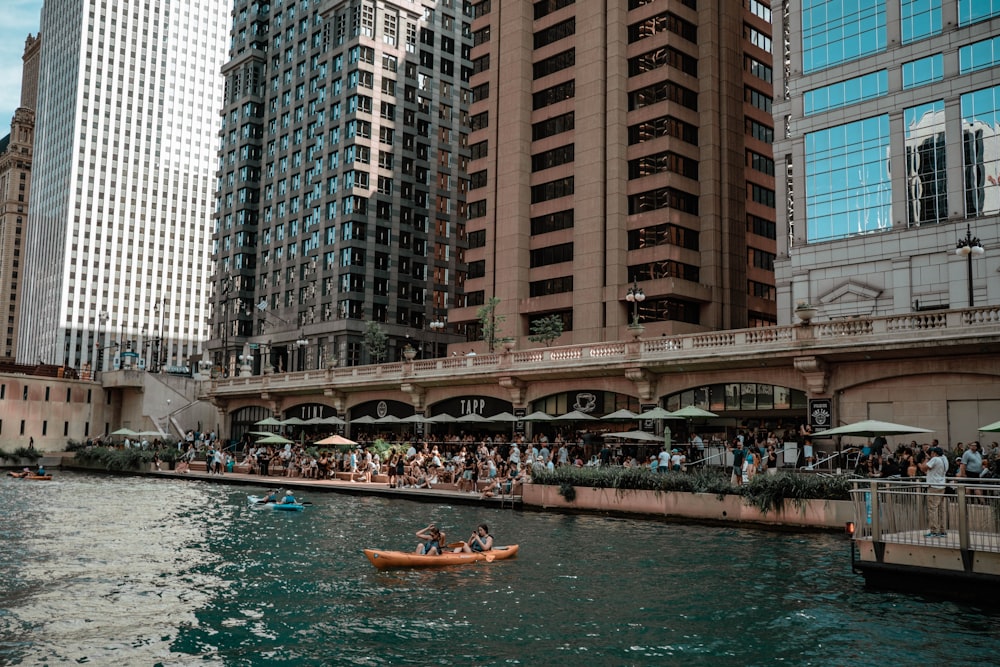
[0,34,41,360]
[453,0,777,346]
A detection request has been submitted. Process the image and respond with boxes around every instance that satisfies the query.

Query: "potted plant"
[402,344,417,361]
[794,301,818,323]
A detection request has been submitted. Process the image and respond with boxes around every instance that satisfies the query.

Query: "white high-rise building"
[19,0,229,372]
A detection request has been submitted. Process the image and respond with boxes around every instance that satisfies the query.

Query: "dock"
[850,478,1000,597]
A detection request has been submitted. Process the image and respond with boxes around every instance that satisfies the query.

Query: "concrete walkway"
[149,467,522,508]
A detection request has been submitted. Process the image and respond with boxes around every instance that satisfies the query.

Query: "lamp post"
[625,279,645,326]
[295,336,309,371]
[429,317,445,357]
[154,297,165,372]
[955,224,985,307]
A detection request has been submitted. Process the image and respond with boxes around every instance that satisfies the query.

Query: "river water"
[1,471,997,666]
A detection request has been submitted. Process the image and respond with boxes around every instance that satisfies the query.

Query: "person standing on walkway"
[920,446,948,537]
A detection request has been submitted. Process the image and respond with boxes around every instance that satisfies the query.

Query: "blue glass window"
[904,101,947,226]
[805,115,891,242]
[902,53,943,89]
[960,35,1000,74]
[958,0,1000,26]
[961,85,1000,217]
[900,0,941,44]
[802,0,886,74]
[804,70,887,116]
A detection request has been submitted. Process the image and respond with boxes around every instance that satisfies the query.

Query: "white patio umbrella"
[254,417,282,426]
[351,415,377,424]
[601,430,663,442]
[399,414,429,424]
[457,413,490,423]
[280,417,307,426]
[315,434,358,446]
[670,406,719,419]
[256,433,295,445]
[635,407,681,420]
[374,415,401,424]
[554,410,597,421]
[978,420,1000,433]
[320,415,347,426]
[602,409,640,420]
[522,411,554,422]
[811,419,933,438]
[111,427,139,436]
[489,411,520,422]
[426,413,457,423]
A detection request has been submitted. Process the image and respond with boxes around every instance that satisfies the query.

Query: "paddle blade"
[484,552,495,562]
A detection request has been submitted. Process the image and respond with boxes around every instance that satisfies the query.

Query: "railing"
[209,305,1000,392]
[850,478,1000,554]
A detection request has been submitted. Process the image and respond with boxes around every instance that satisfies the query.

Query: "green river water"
[1,471,997,666]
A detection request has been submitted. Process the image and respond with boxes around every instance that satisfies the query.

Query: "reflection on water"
[1,472,998,666]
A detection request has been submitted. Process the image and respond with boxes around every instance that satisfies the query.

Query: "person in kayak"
[280,490,297,504]
[414,523,445,555]
[456,523,493,553]
[262,489,279,503]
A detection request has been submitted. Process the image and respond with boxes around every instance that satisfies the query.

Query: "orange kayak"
[364,545,519,570]
[24,474,52,480]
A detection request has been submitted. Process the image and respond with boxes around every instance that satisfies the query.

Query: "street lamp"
[295,336,309,371]
[954,224,985,307]
[625,280,645,326]
[429,317,445,357]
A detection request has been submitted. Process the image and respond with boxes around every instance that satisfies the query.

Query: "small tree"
[476,296,507,353]
[362,320,387,363]
[527,314,564,347]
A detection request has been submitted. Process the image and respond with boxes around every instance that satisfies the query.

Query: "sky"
[0,0,44,130]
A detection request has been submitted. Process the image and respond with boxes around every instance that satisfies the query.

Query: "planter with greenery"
[529,466,852,524]
[70,446,179,472]
[0,447,43,464]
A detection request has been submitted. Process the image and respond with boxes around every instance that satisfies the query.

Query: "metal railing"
[850,478,1000,554]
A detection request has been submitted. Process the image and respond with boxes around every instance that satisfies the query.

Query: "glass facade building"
[211,0,471,372]
[19,0,228,370]
[774,0,1000,321]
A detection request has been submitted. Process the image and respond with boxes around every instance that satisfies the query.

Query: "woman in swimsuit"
[414,524,445,555]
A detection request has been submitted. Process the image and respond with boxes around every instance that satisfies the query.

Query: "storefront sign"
[809,399,832,430]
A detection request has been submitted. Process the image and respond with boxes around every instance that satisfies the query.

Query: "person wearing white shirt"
[920,447,949,537]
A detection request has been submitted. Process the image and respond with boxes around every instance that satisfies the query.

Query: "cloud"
[0,0,43,129]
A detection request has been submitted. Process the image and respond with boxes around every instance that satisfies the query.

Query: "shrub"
[532,465,852,512]
[0,447,43,463]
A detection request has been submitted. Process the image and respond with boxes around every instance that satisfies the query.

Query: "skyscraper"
[773,1,998,321]
[211,0,471,373]
[449,0,778,346]
[0,34,40,361]
[19,0,229,371]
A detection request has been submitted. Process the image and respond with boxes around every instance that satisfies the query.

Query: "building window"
[749,0,772,23]
[745,87,772,113]
[530,242,574,267]
[534,18,575,49]
[960,35,1000,74]
[630,46,697,77]
[904,101,947,226]
[744,55,771,82]
[745,25,772,53]
[628,223,700,251]
[628,115,698,146]
[961,84,1000,217]
[801,0,886,73]
[628,186,698,215]
[531,177,574,203]
[533,49,575,79]
[533,80,575,110]
[803,70,887,116]
[529,276,574,297]
[531,145,575,172]
[750,184,776,208]
[804,114,891,242]
[629,150,698,180]
[746,118,773,144]
[748,151,775,176]
[900,0,941,43]
[629,81,697,111]
[629,259,699,282]
[534,0,575,21]
[902,53,943,89]
[747,213,777,240]
[628,11,697,44]
[958,0,1000,26]
[532,112,575,141]
[531,209,574,235]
